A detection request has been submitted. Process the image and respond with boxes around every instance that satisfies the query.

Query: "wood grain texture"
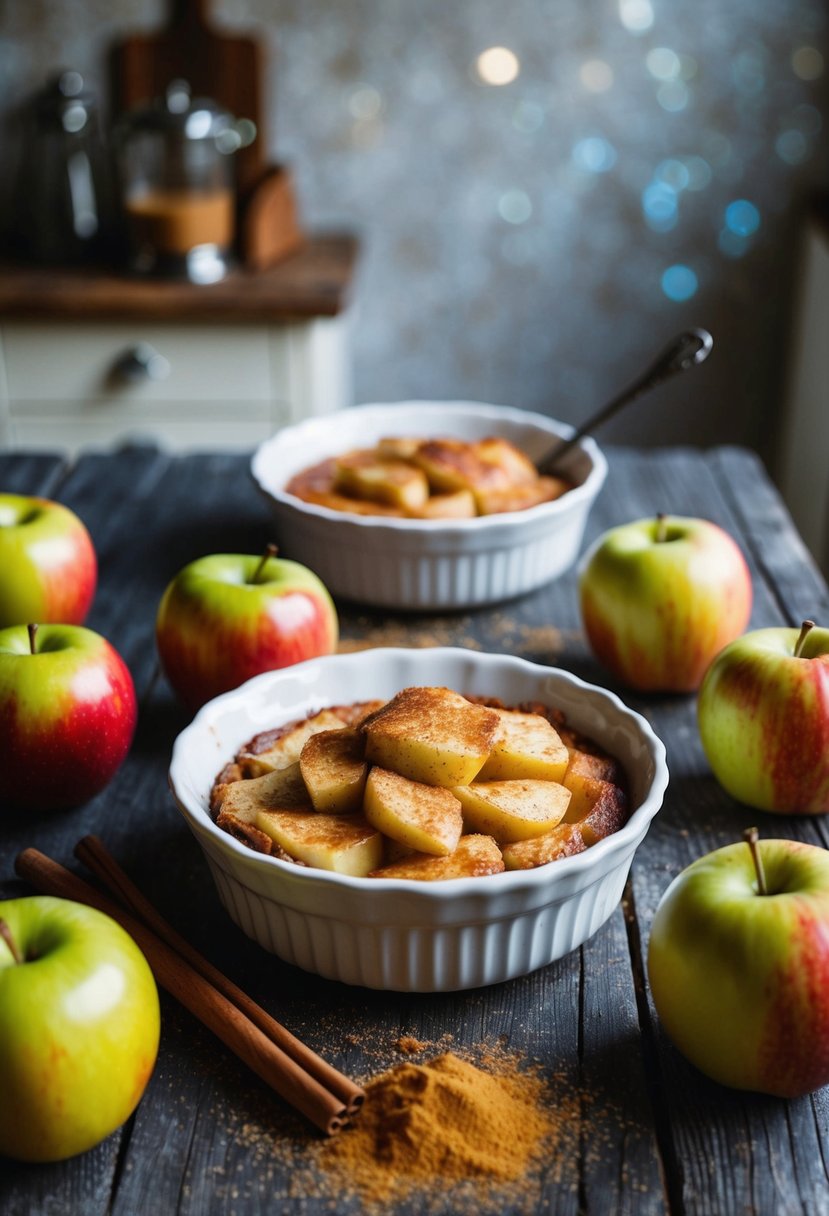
[1,443,827,1215]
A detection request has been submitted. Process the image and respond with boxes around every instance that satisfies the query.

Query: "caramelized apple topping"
[285,435,573,520]
[211,687,629,880]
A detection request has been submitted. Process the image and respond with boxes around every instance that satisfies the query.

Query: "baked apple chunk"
[363,766,463,856]
[501,823,587,870]
[299,727,368,814]
[239,709,349,777]
[562,771,628,843]
[256,807,383,876]
[477,709,569,782]
[362,686,499,788]
[453,779,571,842]
[334,450,430,511]
[368,834,505,880]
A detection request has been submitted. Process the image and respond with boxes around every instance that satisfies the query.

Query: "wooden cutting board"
[109,0,265,199]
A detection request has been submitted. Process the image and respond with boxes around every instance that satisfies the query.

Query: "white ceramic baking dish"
[169,648,668,992]
[250,402,607,610]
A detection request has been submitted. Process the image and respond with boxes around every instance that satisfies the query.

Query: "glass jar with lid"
[116,80,255,283]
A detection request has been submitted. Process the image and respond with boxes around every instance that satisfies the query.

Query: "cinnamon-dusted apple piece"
[474,436,539,485]
[474,476,570,516]
[411,439,505,496]
[557,724,624,785]
[501,823,587,870]
[296,488,406,517]
[453,779,571,842]
[368,834,505,881]
[405,490,476,520]
[299,727,368,814]
[239,709,349,777]
[562,772,629,843]
[214,761,310,823]
[363,767,463,856]
[215,763,311,857]
[477,709,569,782]
[255,807,383,876]
[333,449,429,511]
[564,746,623,785]
[362,686,499,787]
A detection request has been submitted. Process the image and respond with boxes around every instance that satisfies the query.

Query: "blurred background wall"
[1,0,827,465]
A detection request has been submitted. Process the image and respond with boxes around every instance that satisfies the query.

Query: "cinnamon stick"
[73,834,364,1117]
[14,848,357,1136]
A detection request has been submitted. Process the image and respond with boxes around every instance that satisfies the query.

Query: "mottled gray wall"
[1,0,827,464]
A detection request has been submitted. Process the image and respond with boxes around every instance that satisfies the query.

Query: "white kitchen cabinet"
[0,316,351,453]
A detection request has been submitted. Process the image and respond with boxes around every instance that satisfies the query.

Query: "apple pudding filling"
[285,435,573,519]
[211,686,630,879]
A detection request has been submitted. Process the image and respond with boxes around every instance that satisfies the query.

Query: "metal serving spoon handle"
[536,328,714,476]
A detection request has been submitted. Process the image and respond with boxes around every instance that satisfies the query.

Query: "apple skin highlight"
[647,838,829,1098]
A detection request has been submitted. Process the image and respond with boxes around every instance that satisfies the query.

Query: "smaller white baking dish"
[250,402,607,610]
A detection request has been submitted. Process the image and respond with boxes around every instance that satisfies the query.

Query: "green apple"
[0,623,137,811]
[647,831,829,1097]
[578,514,753,692]
[0,896,160,1162]
[0,493,97,629]
[698,620,829,814]
[156,546,339,711]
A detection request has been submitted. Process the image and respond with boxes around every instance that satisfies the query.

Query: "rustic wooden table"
[2,442,828,1216]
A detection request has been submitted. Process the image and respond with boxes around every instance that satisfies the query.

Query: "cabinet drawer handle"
[111,343,171,384]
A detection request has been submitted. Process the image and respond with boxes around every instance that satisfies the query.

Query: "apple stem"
[794,620,815,658]
[0,918,23,964]
[655,513,668,543]
[744,827,768,896]
[251,543,278,585]
[27,623,38,655]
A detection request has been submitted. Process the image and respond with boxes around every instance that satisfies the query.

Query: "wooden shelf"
[0,233,358,323]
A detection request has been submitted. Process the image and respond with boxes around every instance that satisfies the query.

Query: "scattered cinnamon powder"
[316,1050,572,1207]
[395,1035,430,1054]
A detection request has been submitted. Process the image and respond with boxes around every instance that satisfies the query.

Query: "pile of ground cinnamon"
[316,1050,572,1208]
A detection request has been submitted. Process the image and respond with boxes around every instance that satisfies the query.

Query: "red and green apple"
[579,514,752,692]
[647,830,829,1097]
[0,895,160,1162]
[0,623,137,811]
[156,547,339,712]
[0,493,97,629]
[698,619,829,814]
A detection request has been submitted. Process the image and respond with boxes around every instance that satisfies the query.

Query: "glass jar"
[14,71,115,266]
[116,80,254,284]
